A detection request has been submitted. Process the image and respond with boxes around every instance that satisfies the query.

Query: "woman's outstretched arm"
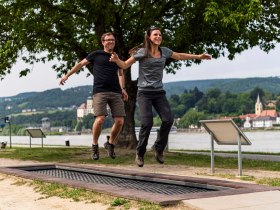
[110,52,136,70]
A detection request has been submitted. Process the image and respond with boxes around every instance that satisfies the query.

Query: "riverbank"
[1,129,280,153]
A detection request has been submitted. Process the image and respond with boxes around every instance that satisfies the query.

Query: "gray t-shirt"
[133,47,173,91]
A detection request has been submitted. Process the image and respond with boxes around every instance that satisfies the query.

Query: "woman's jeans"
[136,90,174,157]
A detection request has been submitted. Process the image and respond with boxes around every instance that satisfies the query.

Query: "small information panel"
[26,128,46,138]
[200,119,251,176]
[200,119,251,145]
[26,128,46,148]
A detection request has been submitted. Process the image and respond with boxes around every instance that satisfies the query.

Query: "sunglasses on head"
[146,26,160,35]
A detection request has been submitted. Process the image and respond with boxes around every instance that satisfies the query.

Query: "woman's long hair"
[129,26,161,56]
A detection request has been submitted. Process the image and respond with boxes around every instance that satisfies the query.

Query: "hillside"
[0,85,92,116]
[1,77,280,116]
[164,76,280,96]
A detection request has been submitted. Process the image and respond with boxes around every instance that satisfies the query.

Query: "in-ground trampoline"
[0,164,278,205]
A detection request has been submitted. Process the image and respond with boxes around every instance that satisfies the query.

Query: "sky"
[0,45,279,98]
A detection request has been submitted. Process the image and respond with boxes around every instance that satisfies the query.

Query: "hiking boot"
[104,142,116,159]
[151,145,164,164]
[135,154,144,167]
[91,144,99,160]
[155,152,164,164]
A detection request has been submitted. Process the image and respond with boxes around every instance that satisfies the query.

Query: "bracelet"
[122,87,126,90]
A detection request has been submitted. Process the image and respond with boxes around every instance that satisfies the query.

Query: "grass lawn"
[1,147,280,209]
[1,147,280,171]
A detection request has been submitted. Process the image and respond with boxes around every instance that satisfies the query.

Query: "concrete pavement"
[178,151,280,210]
[183,190,280,210]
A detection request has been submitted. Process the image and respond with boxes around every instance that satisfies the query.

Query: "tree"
[190,87,204,103]
[75,121,82,132]
[250,86,265,101]
[180,92,195,111]
[237,93,254,114]
[82,114,95,130]
[196,88,222,113]
[179,109,205,128]
[172,104,186,118]
[169,94,180,105]
[276,96,280,111]
[1,0,280,148]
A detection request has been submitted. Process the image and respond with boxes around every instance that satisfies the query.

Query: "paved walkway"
[183,191,280,210]
[178,151,280,210]
[183,190,280,210]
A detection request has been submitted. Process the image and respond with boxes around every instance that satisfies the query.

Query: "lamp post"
[4,116,11,148]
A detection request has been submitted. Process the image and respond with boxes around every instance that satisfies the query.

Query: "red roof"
[239,114,257,119]
[78,103,86,109]
[260,110,277,117]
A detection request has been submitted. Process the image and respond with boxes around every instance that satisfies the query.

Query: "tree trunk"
[116,68,138,149]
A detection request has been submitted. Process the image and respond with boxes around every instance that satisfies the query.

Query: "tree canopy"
[1,0,280,147]
[1,0,279,78]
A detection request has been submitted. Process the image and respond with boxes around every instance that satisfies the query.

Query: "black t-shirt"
[86,50,121,94]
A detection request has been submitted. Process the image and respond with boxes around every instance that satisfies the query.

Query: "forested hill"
[164,76,280,96]
[0,77,280,116]
[0,85,93,116]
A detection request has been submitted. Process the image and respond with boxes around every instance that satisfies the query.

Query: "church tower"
[255,94,263,115]
[86,95,93,109]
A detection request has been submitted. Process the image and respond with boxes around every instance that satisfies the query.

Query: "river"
[0,130,279,153]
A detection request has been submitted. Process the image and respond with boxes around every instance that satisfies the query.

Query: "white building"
[252,116,276,128]
[243,94,279,128]
[77,96,94,119]
[243,116,252,128]
[77,95,110,120]
[41,117,50,131]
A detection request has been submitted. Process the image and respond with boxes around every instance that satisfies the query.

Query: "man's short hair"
[101,32,115,41]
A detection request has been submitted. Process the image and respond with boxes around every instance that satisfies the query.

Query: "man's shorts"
[93,92,126,117]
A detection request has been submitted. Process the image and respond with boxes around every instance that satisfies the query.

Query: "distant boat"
[135,126,177,133]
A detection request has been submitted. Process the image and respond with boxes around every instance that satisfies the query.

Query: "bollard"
[65,138,70,147]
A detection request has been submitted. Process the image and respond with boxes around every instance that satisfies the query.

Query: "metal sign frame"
[26,128,46,148]
[200,119,251,176]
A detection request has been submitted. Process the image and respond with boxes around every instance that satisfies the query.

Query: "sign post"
[26,128,46,148]
[200,119,251,176]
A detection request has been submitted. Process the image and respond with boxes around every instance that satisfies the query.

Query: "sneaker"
[151,145,164,164]
[91,144,99,160]
[135,154,144,167]
[104,142,116,159]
